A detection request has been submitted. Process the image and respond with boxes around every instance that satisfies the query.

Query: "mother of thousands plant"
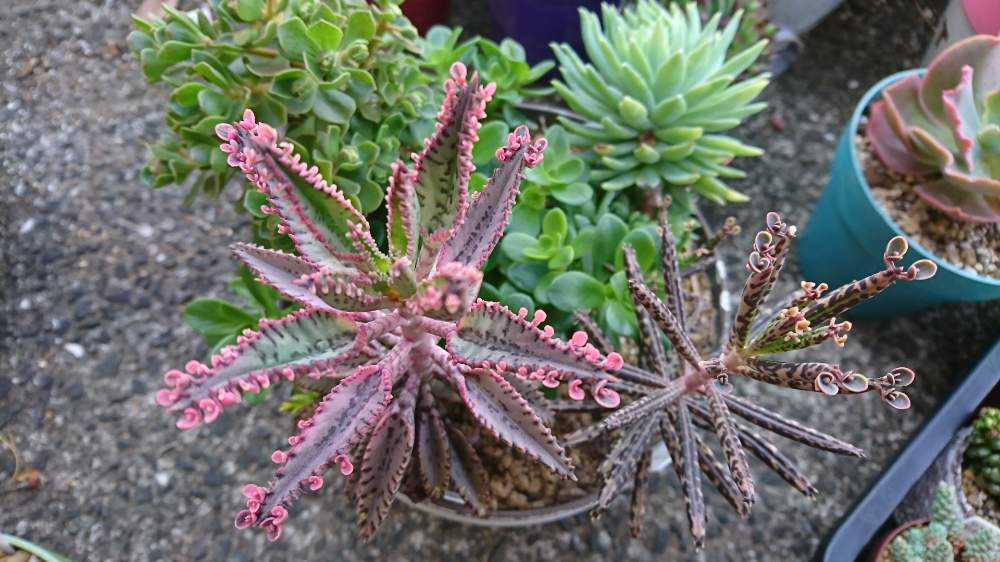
[565,207,936,544]
[156,63,625,541]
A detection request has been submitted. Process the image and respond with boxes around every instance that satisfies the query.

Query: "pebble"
[64,343,85,358]
[19,217,36,235]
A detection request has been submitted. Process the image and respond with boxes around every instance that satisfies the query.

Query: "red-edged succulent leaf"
[436,126,547,269]
[594,414,657,514]
[445,426,490,516]
[385,161,419,262]
[448,300,623,392]
[416,387,450,500]
[448,369,574,478]
[216,112,384,269]
[236,347,410,542]
[406,262,483,321]
[294,267,395,312]
[231,243,331,311]
[355,379,417,541]
[411,62,493,242]
[157,310,359,429]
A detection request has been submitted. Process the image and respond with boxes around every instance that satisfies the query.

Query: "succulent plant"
[664,0,777,66]
[155,63,627,541]
[888,481,1000,562]
[559,207,935,544]
[550,0,769,203]
[867,34,1000,223]
[128,0,433,215]
[965,407,1000,499]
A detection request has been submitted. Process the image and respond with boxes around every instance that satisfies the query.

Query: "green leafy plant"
[128,0,432,216]
[888,482,1000,562]
[551,0,769,203]
[664,0,776,67]
[966,407,1000,499]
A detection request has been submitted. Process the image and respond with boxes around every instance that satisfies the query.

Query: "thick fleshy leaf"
[157,310,359,428]
[445,426,490,516]
[216,111,382,269]
[406,262,482,321]
[448,300,622,385]
[595,415,656,513]
[416,389,450,500]
[450,369,574,478]
[724,394,865,457]
[660,410,705,547]
[294,267,395,312]
[385,161,419,262]
[436,126,547,268]
[694,433,749,518]
[629,448,653,538]
[593,381,686,433]
[412,62,493,241]
[237,361,399,541]
[704,385,754,506]
[231,243,331,311]
[356,381,417,541]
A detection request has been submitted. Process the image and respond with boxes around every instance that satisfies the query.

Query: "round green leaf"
[472,121,510,165]
[235,0,265,22]
[548,271,606,311]
[604,299,636,337]
[501,232,537,262]
[551,181,593,206]
[542,208,568,240]
[615,228,657,271]
[183,298,257,337]
[307,21,343,51]
[277,17,317,59]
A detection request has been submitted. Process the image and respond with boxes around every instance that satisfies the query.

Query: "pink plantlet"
[156,63,621,542]
[568,379,585,401]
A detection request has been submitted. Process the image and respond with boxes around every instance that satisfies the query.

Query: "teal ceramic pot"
[798,70,1000,319]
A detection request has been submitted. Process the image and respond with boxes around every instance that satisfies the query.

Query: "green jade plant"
[155,63,627,541]
[889,482,1000,562]
[561,208,937,544]
[867,34,1000,223]
[665,0,776,66]
[129,0,431,215]
[551,0,770,204]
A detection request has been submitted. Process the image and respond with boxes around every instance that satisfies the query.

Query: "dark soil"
[4,0,1000,561]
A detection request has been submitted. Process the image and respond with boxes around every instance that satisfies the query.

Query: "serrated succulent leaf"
[416,392,450,500]
[407,262,482,321]
[436,126,547,269]
[356,384,417,541]
[295,267,395,312]
[385,161,419,262]
[450,369,574,478]
[231,242,332,311]
[157,310,359,427]
[445,427,490,516]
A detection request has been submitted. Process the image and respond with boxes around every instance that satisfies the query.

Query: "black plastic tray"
[814,338,1000,561]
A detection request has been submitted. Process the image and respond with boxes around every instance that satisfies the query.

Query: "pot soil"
[856,133,1000,279]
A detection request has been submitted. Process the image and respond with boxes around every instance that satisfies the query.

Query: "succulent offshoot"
[155,63,624,542]
[566,207,934,545]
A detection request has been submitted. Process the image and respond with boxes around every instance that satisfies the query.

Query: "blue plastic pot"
[487,0,621,66]
[798,70,1000,319]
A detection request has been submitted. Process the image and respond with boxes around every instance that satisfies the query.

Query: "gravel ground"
[2,1,999,561]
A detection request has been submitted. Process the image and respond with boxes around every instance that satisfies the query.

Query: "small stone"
[64,343,85,358]
[155,471,171,487]
[19,217,36,235]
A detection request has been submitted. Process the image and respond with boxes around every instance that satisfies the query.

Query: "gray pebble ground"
[2,0,999,560]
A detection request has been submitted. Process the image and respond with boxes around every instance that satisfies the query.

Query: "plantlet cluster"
[156,64,625,541]
[867,34,1000,223]
[563,207,936,543]
[551,0,770,202]
[889,482,1000,562]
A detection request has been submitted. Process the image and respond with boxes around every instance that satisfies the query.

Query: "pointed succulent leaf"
[384,160,419,262]
[660,411,706,547]
[594,415,656,514]
[450,369,574,478]
[416,387,450,501]
[724,394,865,457]
[704,385,755,506]
[236,361,399,542]
[694,432,749,518]
[445,426,491,516]
[294,267,395,312]
[436,126,547,269]
[231,242,332,311]
[412,62,493,241]
[447,300,624,388]
[157,310,359,428]
[407,262,483,321]
[629,448,653,538]
[356,381,417,541]
[215,112,384,268]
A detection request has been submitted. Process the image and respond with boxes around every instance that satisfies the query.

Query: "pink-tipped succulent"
[156,63,624,542]
[867,34,1000,222]
[564,208,935,545]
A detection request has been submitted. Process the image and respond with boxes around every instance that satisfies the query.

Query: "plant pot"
[401,0,450,36]
[767,0,844,34]
[798,70,1000,319]
[815,338,1000,561]
[868,518,929,562]
[487,0,621,66]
